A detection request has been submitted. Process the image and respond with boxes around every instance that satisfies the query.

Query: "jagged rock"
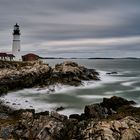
[0,113,9,119]
[51,111,67,122]
[52,61,99,86]
[69,114,81,120]
[35,111,49,117]
[56,106,65,112]
[0,97,140,139]
[0,61,52,95]
[0,61,99,95]
[84,104,108,119]
[81,116,140,140]
[100,96,136,111]
[121,128,140,140]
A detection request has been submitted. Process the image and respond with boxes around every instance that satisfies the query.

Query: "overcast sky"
[0,0,140,58]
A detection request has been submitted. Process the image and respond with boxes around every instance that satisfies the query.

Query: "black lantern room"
[13,23,20,35]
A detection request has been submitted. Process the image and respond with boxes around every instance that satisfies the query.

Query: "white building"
[12,23,21,60]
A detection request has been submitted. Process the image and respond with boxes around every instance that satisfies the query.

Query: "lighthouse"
[12,23,21,60]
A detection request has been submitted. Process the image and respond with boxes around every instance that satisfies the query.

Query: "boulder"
[56,106,65,112]
[0,61,52,94]
[106,72,118,75]
[81,116,140,140]
[100,96,136,111]
[84,104,108,119]
[0,97,140,140]
[0,61,100,94]
[121,128,140,140]
[52,61,99,86]
[69,114,81,120]
[35,111,49,116]
[51,111,67,122]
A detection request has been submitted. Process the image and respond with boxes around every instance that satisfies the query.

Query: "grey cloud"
[0,0,140,57]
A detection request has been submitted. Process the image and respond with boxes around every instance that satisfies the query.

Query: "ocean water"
[1,59,140,115]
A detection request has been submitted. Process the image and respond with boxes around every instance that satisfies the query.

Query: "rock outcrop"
[1,61,139,139]
[51,61,99,86]
[0,61,52,95]
[0,60,99,95]
[81,116,140,140]
[0,96,140,140]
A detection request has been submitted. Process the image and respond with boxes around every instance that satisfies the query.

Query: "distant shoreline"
[40,57,140,60]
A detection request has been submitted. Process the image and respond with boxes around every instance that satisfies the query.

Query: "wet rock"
[51,61,100,86]
[0,101,14,114]
[0,97,140,140]
[56,106,65,112]
[11,109,35,119]
[100,96,136,111]
[84,104,108,119]
[0,61,99,95]
[51,111,67,122]
[69,114,81,120]
[35,111,49,118]
[106,72,118,75]
[0,113,9,119]
[0,61,52,95]
[6,101,10,104]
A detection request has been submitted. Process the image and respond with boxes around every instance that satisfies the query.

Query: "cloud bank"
[0,0,140,57]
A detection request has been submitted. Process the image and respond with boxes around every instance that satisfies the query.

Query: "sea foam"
[1,70,139,115]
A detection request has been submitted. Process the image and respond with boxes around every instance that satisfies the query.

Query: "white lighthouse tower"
[12,23,21,60]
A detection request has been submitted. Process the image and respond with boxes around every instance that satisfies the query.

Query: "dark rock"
[0,61,100,95]
[106,72,118,75]
[0,86,8,96]
[56,106,65,112]
[0,101,14,114]
[69,114,81,120]
[35,111,49,116]
[0,96,140,140]
[0,61,52,95]
[84,104,108,119]
[11,109,35,118]
[6,102,10,104]
[52,61,100,86]
[0,113,9,119]
[80,113,86,120]
[51,111,67,122]
[100,96,136,111]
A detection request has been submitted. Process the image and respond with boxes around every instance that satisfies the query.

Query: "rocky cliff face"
[0,60,99,95]
[0,96,140,140]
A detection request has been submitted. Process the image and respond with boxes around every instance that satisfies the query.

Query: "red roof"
[0,53,7,57]
[0,53,15,58]
[22,53,39,57]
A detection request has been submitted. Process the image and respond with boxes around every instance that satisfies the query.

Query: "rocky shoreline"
[0,60,140,139]
[0,96,140,139]
[0,60,99,95]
